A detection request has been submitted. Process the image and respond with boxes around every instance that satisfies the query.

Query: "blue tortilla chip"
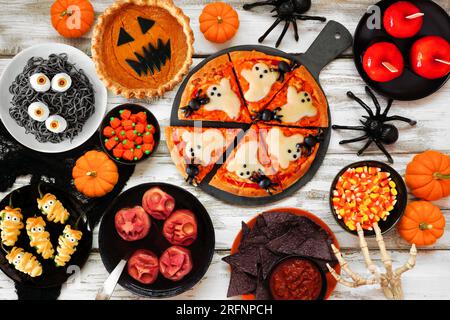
[255,267,271,300]
[265,227,308,254]
[223,245,260,276]
[227,268,256,297]
[259,246,283,279]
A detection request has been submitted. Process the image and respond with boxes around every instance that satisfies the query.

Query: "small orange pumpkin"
[405,150,450,201]
[397,201,445,246]
[199,2,240,43]
[51,0,94,38]
[72,150,119,198]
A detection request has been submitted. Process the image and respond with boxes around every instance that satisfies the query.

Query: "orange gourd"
[72,150,119,198]
[51,0,94,38]
[199,2,240,43]
[405,150,450,201]
[397,201,445,246]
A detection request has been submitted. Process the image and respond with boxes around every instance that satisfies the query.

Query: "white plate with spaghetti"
[0,43,107,153]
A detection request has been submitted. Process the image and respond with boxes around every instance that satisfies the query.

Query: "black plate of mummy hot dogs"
[98,183,215,298]
[0,183,92,287]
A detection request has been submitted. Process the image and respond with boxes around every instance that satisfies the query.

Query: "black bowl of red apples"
[354,0,450,100]
[98,183,215,298]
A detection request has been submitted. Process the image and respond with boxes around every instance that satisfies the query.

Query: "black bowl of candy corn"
[329,160,407,237]
[99,104,160,165]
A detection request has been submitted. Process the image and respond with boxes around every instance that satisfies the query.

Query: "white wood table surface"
[0,0,449,300]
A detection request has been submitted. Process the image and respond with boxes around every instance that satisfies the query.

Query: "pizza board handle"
[297,20,352,80]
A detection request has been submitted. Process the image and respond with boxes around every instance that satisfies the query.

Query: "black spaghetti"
[9,53,95,143]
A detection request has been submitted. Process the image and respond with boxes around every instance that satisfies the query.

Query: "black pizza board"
[353,0,450,100]
[98,182,215,298]
[168,21,352,206]
[0,183,92,288]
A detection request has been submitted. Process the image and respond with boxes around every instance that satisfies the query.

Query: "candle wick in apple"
[382,62,399,73]
[435,58,450,66]
[405,12,424,19]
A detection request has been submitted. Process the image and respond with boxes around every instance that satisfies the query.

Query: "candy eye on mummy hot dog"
[54,225,83,267]
[0,206,24,247]
[6,246,43,277]
[26,216,54,259]
[37,193,70,224]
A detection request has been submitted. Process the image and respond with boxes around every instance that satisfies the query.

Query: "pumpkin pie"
[91,0,194,99]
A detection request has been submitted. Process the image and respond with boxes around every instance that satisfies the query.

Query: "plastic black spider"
[250,169,279,195]
[332,86,417,164]
[185,159,200,185]
[243,0,326,47]
[181,90,210,118]
[296,129,324,156]
[252,107,283,122]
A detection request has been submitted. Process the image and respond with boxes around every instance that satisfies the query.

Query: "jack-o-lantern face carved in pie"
[92,0,194,99]
[116,16,171,77]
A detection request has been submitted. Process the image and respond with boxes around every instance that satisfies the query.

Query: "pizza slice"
[165,126,242,186]
[209,125,282,197]
[262,66,329,127]
[229,51,293,117]
[258,124,323,191]
[178,54,251,123]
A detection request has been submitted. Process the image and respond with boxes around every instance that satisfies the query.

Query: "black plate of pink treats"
[98,183,215,298]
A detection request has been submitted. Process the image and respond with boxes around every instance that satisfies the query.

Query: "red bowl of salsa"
[268,256,327,300]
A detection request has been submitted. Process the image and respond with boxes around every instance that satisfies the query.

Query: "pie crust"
[91,0,194,99]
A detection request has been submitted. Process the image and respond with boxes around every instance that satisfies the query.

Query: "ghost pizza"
[91,0,194,99]
[178,54,251,123]
[165,126,242,185]
[168,48,330,203]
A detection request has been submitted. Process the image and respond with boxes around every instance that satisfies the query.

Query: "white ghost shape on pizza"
[278,87,317,122]
[182,129,225,166]
[241,63,279,102]
[226,140,265,179]
[204,78,241,119]
[266,127,304,170]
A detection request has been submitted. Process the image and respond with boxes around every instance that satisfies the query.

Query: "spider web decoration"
[126,39,171,76]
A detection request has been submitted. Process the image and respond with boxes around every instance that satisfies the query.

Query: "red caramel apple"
[163,210,198,246]
[363,42,404,82]
[115,206,151,241]
[383,1,423,38]
[127,249,159,284]
[142,187,175,220]
[410,36,450,79]
[159,246,193,281]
